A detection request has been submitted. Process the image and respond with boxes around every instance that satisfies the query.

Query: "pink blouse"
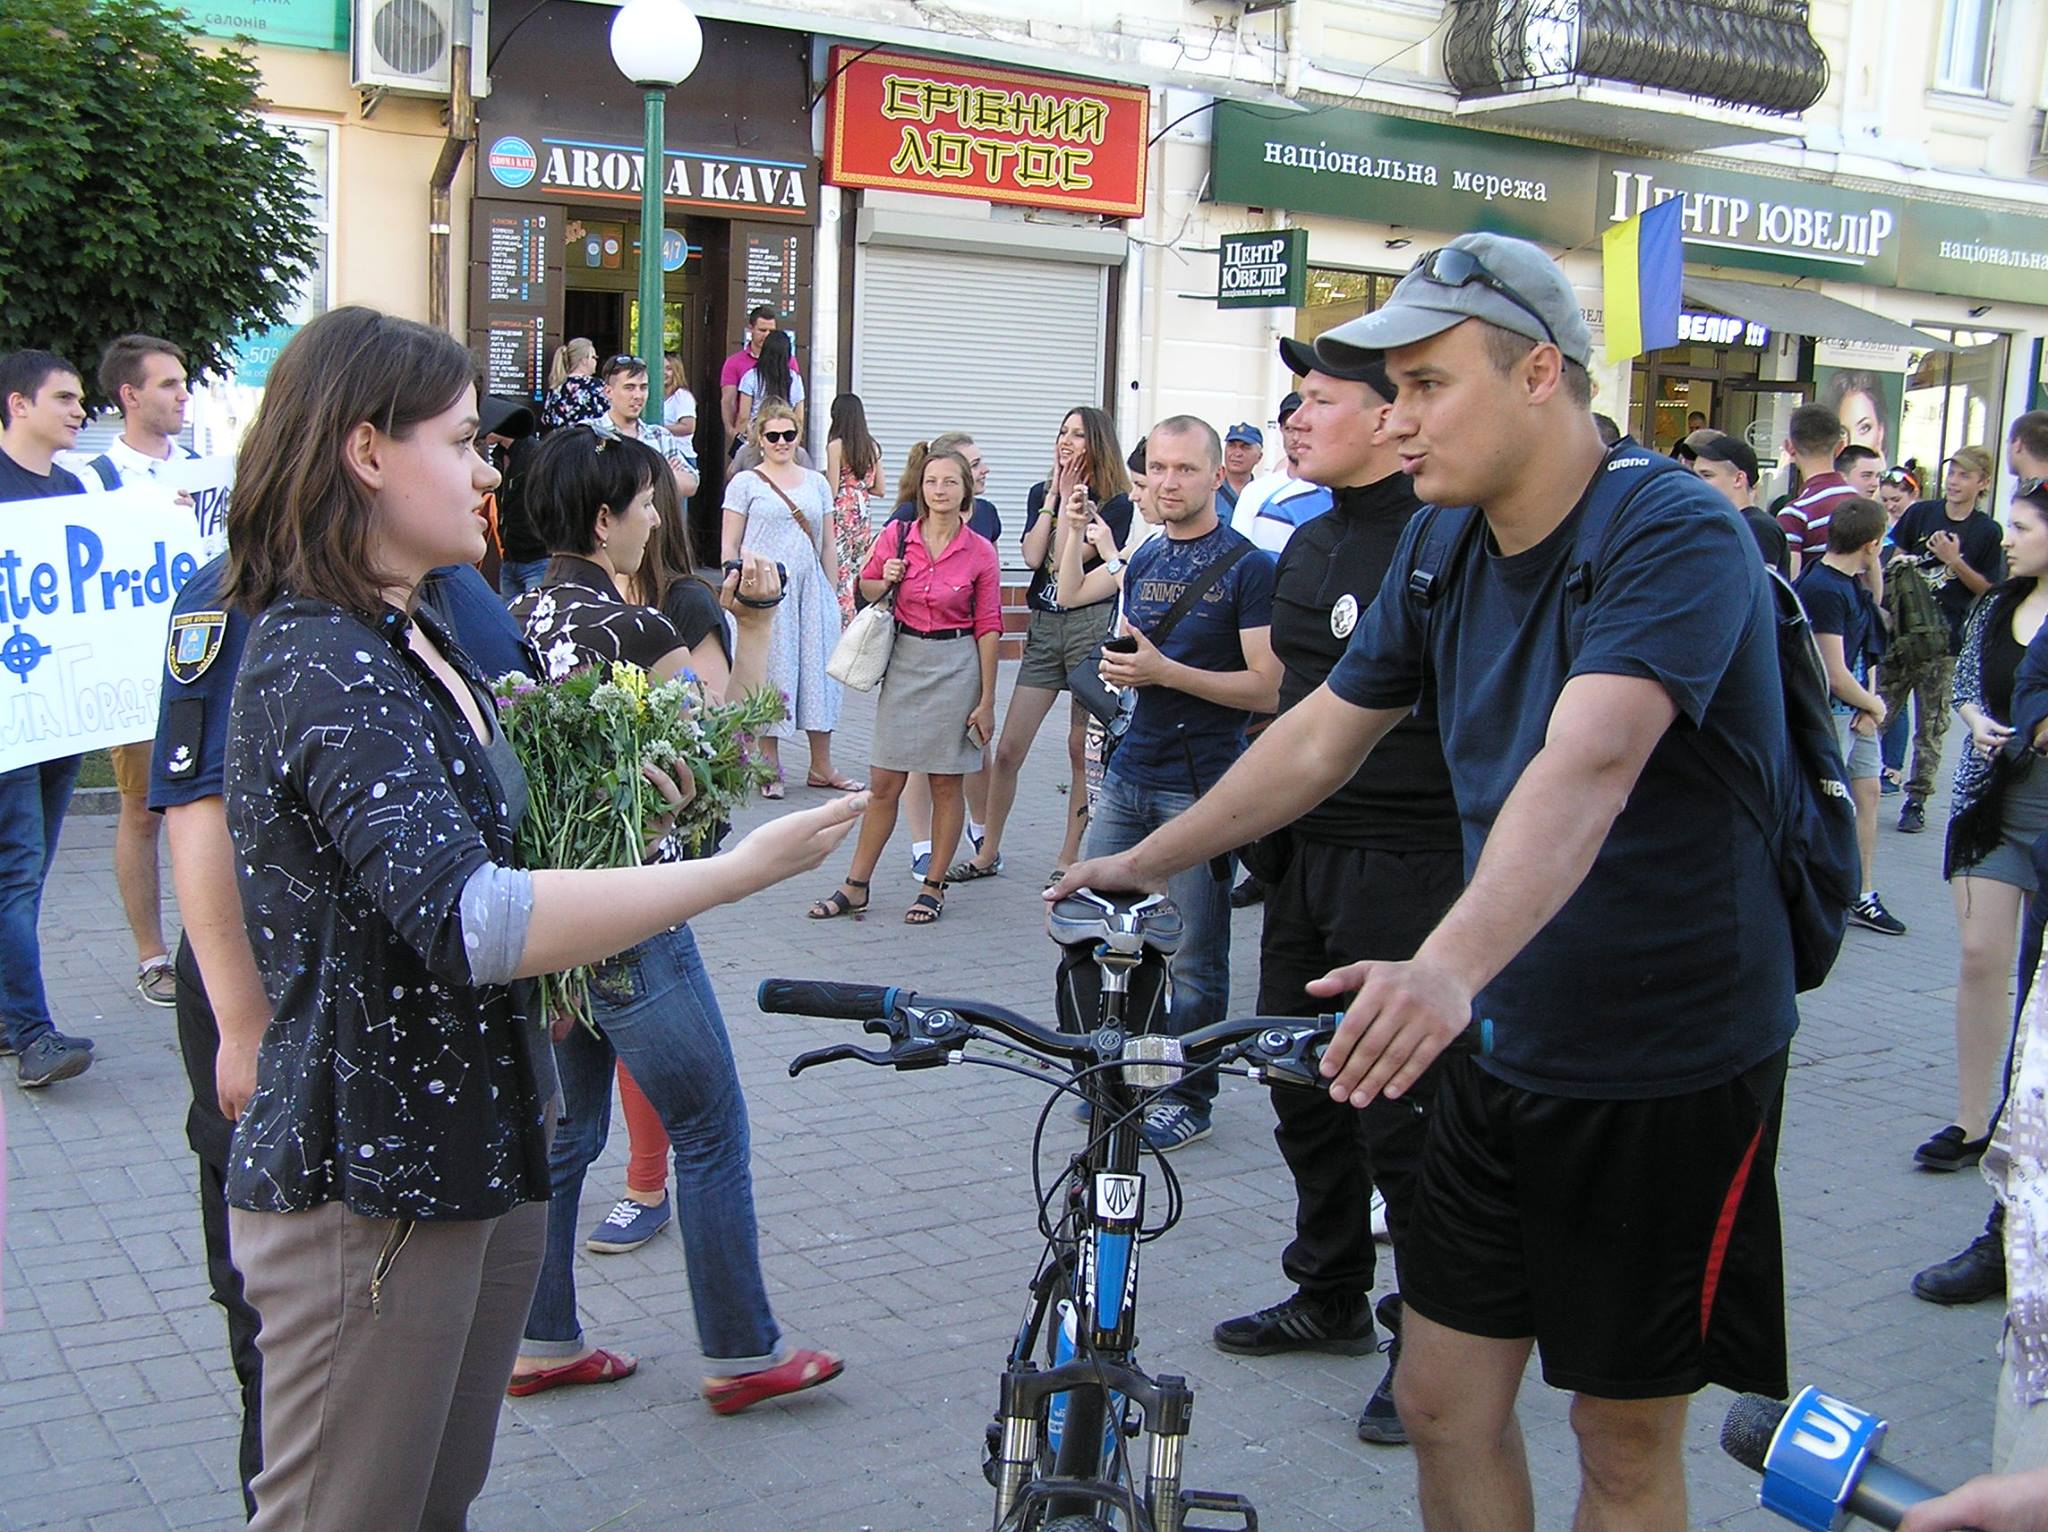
[865,519,1003,638]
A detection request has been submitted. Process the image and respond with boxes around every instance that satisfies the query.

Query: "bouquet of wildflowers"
[492,660,784,1030]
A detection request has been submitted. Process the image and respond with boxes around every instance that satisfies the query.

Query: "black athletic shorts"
[1400,1047,1789,1401]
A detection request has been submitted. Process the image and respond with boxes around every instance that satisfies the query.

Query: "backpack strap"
[88,454,121,492]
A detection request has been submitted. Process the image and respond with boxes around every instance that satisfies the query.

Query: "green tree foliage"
[0,0,316,402]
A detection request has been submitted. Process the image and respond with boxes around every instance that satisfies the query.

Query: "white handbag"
[827,520,908,691]
[828,596,894,691]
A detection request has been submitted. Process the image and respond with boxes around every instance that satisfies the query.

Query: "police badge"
[167,612,227,684]
[1330,593,1359,639]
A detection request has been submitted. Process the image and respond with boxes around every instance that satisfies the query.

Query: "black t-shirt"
[1979,587,2031,723]
[1891,499,2005,651]
[1021,483,1133,611]
[495,434,547,561]
[1328,451,1797,1100]
[1742,506,1790,579]
[1272,474,1459,853]
[0,448,85,499]
[661,575,732,667]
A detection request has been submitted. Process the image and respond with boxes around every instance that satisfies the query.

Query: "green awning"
[1681,276,1957,351]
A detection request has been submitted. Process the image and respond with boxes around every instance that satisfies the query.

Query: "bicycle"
[758,888,1488,1532]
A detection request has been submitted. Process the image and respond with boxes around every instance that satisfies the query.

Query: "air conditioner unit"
[351,0,490,98]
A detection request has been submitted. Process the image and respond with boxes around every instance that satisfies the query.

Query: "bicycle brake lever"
[788,1043,895,1077]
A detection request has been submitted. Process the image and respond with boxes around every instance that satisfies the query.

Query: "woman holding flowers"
[218,307,859,1532]
[808,446,1000,926]
[507,429,848,1410]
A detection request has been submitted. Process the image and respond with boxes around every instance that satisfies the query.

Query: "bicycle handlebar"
[759,977,1492,1081]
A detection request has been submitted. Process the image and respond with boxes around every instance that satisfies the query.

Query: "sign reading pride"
[0,485,211,773]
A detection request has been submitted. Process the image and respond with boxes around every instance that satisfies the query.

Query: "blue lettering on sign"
[1759,1385,1886,1531]
[0,528,195,623]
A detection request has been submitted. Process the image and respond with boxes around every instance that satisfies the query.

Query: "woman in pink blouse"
[808,447,1000,925]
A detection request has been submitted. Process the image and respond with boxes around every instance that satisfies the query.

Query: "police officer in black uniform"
[147,399,536,1516]
[1210,338,1463,1446]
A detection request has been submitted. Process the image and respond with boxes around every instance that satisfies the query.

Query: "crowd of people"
[6,232,2048,1530]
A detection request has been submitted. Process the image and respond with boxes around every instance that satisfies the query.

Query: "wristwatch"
[1104,555,1124,575]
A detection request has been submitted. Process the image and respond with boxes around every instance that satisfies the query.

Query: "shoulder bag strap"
[751,468,816,550]
[1141,540,1254,648]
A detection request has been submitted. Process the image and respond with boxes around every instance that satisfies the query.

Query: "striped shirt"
[1775,471,1856,557]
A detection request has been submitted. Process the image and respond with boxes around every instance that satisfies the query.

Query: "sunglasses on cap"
[607,354,643,370]
[1411,246,1560,351]
[761,428,799,444]
[1879,468,1919,492]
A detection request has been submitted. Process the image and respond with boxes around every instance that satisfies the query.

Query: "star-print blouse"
[223,596,555,1221]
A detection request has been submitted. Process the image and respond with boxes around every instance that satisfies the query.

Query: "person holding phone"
[809,447,1001,925]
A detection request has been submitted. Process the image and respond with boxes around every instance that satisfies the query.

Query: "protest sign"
[159,456,235,560]
[0,486,208,773]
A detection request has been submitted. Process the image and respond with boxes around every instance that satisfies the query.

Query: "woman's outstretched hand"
[721,793,869,897]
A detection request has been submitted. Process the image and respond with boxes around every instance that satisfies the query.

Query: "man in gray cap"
[1054,232,1795,1530]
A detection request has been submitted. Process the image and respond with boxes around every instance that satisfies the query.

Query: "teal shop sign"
[229,322,301,388]
[1211,102,2048,306]
[1219,229,1308,307]
[180,0,347,52]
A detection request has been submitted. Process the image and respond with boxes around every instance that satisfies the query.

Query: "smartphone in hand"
[967,720,989,750]
[1103,635,1139,655]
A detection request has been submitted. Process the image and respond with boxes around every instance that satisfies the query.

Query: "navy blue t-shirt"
[1112,522,1275,793]
[1023,484,1133,611]
[1795,561,1880,713]
[149,559,532,811]
[1326,461,1797,1099]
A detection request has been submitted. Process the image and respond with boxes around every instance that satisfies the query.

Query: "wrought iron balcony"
[1443,0,1829,146]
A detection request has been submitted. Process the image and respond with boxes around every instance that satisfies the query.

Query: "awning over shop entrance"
[1680,276,1956,351]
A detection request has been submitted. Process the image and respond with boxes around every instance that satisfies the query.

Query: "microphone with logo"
[1720,1387,1971,1530]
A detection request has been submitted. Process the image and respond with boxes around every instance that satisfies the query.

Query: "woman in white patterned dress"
[720,403,858,796]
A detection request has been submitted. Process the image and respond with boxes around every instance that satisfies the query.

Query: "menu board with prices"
[469,200,564,404]
[742,229,803,331]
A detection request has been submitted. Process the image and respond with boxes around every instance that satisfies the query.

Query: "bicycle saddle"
[1047,889,1183,957]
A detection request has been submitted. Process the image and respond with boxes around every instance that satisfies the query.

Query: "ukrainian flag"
[1602,196,1684,365]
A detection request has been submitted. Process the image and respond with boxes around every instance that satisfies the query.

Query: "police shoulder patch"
[167,611,228,684]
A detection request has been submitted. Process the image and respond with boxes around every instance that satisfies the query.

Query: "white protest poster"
[0,486,209,773]
[158,456,236,561]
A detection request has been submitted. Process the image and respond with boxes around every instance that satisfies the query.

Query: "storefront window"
[1625,336,1775,459]
[1293,268,1401,345]
[1900,328,2009,488]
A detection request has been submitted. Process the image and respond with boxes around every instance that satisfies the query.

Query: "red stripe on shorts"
[1700,1125,1765,1341]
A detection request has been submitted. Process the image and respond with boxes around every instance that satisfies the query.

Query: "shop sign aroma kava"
[1212,103,2048,303]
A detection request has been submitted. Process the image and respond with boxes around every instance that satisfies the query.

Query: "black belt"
[895,622,972,641]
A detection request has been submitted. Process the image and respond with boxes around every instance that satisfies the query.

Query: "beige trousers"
[230,1198,548,1531]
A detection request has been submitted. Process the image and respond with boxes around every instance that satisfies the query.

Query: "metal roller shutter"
[853,243,1109,570]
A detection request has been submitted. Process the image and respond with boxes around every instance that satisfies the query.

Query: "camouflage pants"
[1877,654,1955,805]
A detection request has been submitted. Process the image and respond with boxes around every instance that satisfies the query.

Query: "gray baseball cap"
[1316,233,1593,370]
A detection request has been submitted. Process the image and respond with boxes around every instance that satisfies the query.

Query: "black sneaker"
[1911,1232,2004,1305]
[1213,1290,1376,1357]
[17,1032,93,1088]
[1356,1295,1407,1445]
[1914,1123,1990,1171]
[1849,893,1907,935]
[1898,799,1926,834]
[1230,876,1265,908]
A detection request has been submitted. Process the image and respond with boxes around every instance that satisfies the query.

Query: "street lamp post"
[609,0,703,427]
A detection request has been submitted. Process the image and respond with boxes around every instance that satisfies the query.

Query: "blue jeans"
[0,754,84,1050]
[1085,772,1233,1112]
[522,924,780,1370]
[497,558,551,600]
[1881,705,1908,778]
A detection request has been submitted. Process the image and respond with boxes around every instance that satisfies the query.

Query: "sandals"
[906,878,945,925]
[946,855,1002,882]
[506,1346,637,1398]
[703,1348,844,1416]
[807,877,869,920]
[806,771,866,791]
[760,775,785,801]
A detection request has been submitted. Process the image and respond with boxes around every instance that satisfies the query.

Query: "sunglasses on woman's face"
[762,428,799,444]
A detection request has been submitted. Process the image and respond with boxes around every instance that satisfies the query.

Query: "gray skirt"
[873,630,982,774]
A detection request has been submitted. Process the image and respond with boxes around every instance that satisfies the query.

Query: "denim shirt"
[223,595,555,1220]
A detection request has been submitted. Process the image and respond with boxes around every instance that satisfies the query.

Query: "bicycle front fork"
[990,1360,1201,1532]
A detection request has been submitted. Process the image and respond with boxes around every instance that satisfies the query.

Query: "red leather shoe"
[702,1348,844,1415]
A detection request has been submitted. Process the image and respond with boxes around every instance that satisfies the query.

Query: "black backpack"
[1406,441,1858,993]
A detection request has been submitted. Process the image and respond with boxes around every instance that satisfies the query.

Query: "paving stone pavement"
[0,667,2015,1530]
